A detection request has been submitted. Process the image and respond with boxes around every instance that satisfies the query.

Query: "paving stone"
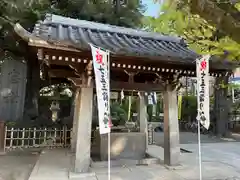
[26,138,240,180]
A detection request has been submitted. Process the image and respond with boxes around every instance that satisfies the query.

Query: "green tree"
[145,0,240,60]
[52,0,146,28]
[154,0,240,44]
[148,1,237,136]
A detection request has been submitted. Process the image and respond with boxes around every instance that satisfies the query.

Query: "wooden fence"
[4,126,72,151]
[3,125,155,151]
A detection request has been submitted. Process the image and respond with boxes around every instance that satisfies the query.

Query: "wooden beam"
[48,69,81,78]
[40,78,70,88]
[111,81,164,92]
[68,77,164,91]
[47,66,162,83]
[44,48,195,70]
[39,48,232,76]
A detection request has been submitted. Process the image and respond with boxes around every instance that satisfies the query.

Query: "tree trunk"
[214,77,230,137]
[23,53,40,119]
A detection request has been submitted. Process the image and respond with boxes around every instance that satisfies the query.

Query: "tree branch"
[214,0,240,21]
[187,0,240,43]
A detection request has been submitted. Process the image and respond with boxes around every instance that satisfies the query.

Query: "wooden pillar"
[0,121,5,152]
[71,90,80,152]
[137,94,148,147]
[73,87,93,173]
[163,85,180,166]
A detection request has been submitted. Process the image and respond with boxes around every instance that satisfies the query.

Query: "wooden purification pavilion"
[14,14,233,173]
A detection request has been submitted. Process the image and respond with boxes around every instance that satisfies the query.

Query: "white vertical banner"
[196,55,210,130]
[90,44,111,134]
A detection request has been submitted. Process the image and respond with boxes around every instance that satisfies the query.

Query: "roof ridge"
[43,13,183,43]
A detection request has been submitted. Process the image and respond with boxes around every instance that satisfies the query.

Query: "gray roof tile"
[32,14,236,72]
[32,14,199,64]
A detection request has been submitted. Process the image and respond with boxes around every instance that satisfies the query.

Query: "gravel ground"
[0,149,40,180]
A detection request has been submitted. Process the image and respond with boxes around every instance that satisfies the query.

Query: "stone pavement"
[28,148,182,180]
[0,150,38,180]
[148,144,240,180]
[154,132,238,147]
[28,149,70,180]
[28,143,240,180]
[92,164,184,180]
[177,142,240,180]
[178,142,240,179]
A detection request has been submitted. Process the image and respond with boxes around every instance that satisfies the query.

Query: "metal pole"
[107,50,111,180]
[197,119,202,180]
[108,132,110,180]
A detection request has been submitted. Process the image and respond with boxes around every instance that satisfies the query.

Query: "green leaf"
[144,0,240,61]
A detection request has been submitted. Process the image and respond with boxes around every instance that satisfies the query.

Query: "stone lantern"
[50,100,60,122]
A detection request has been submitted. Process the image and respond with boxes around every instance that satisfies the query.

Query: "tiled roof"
[33,14,198,64]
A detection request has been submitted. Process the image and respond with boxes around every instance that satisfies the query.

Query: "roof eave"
[14,23,49,45]
[14,23,81,52]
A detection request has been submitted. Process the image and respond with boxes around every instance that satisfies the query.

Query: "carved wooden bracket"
[155,72,183,91]
[124,70,139,83]
[171,72,182,90]
[86,61,93,87]
[40,64,49,80]
[37,48,44,60]
[68,71,92,88]
[68,77,82,88]
[69,65,79,75]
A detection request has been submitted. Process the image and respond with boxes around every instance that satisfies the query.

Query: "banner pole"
[108,132,110,180]
[107,51,111,180]
[90,44,112,180]
[197,119,202,180]
[196,55,211,180]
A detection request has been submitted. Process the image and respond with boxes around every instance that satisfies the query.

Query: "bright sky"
[142,0,162,17]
